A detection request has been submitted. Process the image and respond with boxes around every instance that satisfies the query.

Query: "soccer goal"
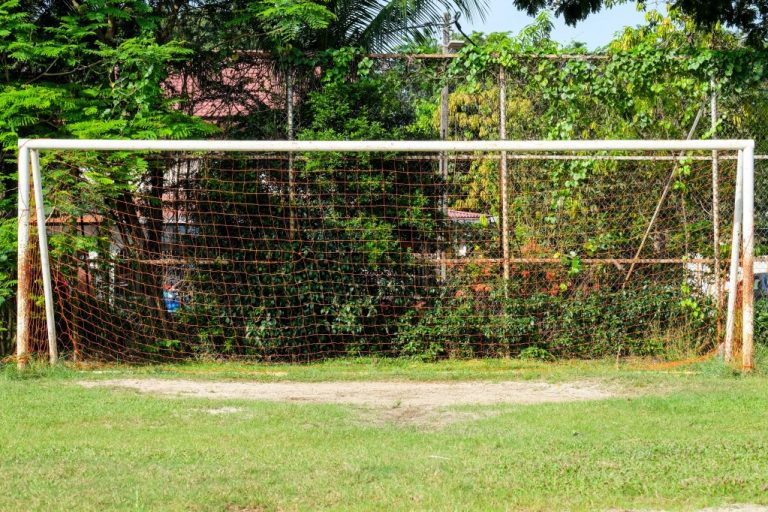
[16,139,756,369]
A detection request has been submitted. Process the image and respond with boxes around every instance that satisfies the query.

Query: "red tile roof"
[165,60,285,119]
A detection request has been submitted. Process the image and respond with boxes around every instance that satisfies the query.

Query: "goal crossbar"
[19,138,755,152]
[16,138,757,370]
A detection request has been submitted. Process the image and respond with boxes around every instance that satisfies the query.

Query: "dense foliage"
[3,2,768,360]
[0,0,483,356]
[512,0,768,45]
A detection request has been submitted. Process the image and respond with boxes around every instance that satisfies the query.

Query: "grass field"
[2,356,768,511]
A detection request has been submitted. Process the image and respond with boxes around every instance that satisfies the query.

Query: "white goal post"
[16,138,756,369]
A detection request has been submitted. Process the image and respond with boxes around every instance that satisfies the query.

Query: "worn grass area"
[1,356,768,511]
[5,351,757,385]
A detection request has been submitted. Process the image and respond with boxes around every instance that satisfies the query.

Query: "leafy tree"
[513,0,768,45]
[0,0,213,352]
[172,0,486,53]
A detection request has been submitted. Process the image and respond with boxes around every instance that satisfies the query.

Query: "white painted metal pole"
[22,139,754,152]
[30,150,58,364]
[16,146,30,369]
[724,150,743,361]
[741,144,755,371]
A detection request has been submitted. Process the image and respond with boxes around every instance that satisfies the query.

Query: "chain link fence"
[12,51,768,360]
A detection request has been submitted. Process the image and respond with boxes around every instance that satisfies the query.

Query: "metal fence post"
[439,12,450,282]
[499,65,509,284]
[711,79,722,344]
[287,67,296,238]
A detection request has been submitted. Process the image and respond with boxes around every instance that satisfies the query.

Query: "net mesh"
[25,148,737,362]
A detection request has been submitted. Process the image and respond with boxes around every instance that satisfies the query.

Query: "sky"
[464,0,653,50]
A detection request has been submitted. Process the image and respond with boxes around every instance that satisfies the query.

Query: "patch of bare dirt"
[80,378,617,425]
[203,406,244,415]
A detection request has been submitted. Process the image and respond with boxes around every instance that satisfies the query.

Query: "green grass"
[1,357,768,511]
[1,354,748,384]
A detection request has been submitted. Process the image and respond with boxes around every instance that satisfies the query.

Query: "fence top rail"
[19,139,755,153]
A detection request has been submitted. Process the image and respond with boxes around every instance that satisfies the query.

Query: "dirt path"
[80,378,618,425]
